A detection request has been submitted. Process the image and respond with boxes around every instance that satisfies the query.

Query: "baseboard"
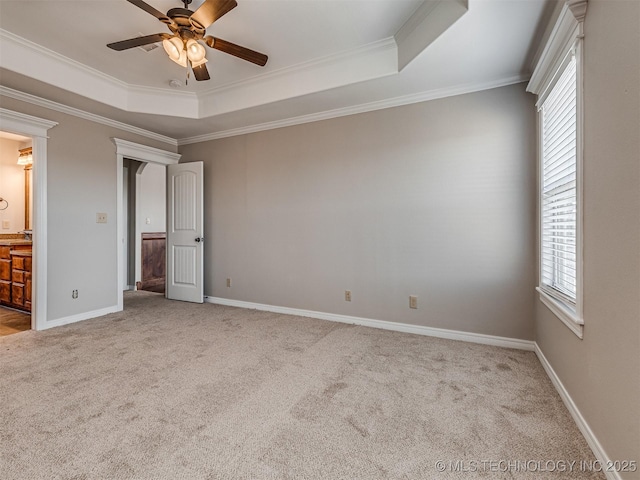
[39,305,120,331]
[534,343,620,480]
[205,296,534,351]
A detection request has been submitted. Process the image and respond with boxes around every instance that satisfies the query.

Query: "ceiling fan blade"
[190,0,237,29]
[126,0,175,26]
[192,63,211,81]
[204,36,268,66]
[107,33,171,51]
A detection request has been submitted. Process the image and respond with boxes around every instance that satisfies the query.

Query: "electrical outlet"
[72,290,78,299]
[2,220,9,229]
[409,295,418,309]
[345,290,351,302]
[226,278,232,288]
[96,213,107,224]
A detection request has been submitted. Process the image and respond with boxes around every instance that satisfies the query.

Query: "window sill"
[536,287,584,339]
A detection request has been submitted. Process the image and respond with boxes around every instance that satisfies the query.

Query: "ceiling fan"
[107,0,268,81]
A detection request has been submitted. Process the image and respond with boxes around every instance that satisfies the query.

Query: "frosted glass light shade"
[186,39,206,63]
[163,37,184,62]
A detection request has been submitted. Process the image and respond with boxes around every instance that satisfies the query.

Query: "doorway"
[0,109,57,332]
[121,158,167,295]
[113,138,180,311]
[0,131,33,336]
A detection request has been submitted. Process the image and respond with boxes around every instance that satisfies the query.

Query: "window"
[540,56,578,306]
[535,49,584,338]
[527,0,586,338]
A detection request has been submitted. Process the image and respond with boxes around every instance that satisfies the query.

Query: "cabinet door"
[12,283,24,306]
[0,280,10,303]
[0,259,10,281]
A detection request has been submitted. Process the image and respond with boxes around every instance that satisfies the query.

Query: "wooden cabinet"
[0,246,11,303]
[11,252,32,311]
[140,232,166,294]
[0,243,32,312]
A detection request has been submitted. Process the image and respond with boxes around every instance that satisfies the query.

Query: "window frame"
[528,0,587,339]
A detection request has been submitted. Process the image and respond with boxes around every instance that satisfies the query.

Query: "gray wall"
[139,162,166,233]
[535,0,640,473]
[0,95,176,322]
[180,83,537,340]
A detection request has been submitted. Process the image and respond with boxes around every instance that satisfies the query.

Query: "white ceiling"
[0,0,553,142]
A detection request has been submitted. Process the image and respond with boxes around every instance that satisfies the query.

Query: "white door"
[166,162,204,303]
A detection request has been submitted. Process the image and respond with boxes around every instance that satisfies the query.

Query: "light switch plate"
[1,220,9,229]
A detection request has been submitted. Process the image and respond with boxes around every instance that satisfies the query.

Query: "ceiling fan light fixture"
[162,36,184,62]
[186,39,206,63]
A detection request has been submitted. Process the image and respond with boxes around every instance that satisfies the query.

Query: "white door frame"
[0,108,58,331]
[113,138,180,311]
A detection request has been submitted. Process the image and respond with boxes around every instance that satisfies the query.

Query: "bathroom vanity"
[0,239,32,312]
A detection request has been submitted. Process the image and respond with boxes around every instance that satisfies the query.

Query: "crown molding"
[178,74,529,145]
[0,86,178,146]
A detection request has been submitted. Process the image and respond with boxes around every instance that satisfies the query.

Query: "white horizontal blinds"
[541,55,578,303]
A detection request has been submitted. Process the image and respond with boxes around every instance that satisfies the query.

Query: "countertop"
[0,239,32,246]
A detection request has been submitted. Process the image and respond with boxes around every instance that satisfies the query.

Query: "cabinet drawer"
[12,270,24,284]
[13,257,24,270]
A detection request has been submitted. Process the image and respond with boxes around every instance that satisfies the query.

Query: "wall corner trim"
[205,296,534,351]
[534,343,621,480]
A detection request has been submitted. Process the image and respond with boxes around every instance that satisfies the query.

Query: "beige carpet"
[1,291,603,479]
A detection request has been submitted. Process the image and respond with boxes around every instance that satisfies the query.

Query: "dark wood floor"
[0,307,31,337]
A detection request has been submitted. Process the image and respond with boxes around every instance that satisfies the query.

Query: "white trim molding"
[112,138,181,165]
[179,75,529,145]
[0,86,178,147]
[0,108,58,331]
[535,344,621,480]
[537,287,584,339]
[527,0,588,103]
[205,296,535,351]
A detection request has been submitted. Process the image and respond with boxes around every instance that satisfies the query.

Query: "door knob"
[195,237,203,243]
